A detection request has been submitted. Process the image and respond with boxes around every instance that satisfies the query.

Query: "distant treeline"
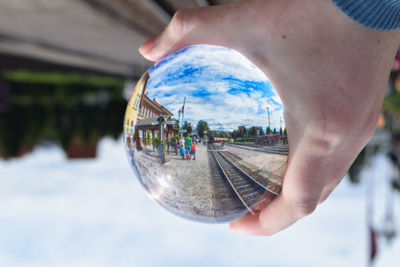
[193,120,286,139]
[230,126,286,139]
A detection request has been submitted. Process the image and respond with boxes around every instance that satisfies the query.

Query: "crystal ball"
[123,45,287,223]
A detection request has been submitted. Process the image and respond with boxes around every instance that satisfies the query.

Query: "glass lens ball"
[123,45,287,223]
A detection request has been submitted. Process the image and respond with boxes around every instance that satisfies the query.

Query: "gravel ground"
[134,144,216,222]
[222,143,287,183]
[130,142,286,222]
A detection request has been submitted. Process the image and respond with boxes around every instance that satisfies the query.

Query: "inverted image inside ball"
[123,45,287,223]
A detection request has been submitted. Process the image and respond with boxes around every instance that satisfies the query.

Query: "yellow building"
[124,72,175,149]
[124,72,149,137]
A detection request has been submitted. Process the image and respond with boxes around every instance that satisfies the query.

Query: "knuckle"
[293,201,317,219]
[170,9,193,36]
[306,116,350,156]
[307,104,378,156]
[361,119,379,142]
[310,134,343,156]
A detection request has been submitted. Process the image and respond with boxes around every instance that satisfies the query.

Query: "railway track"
[208,144,274,215]
[230,143,288,155]
[208,150,247,221]
[221,150,282,194]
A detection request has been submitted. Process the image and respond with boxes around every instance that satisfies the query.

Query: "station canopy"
[136,116,178,132]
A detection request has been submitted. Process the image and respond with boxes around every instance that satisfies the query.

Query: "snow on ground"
[0,137,398,267]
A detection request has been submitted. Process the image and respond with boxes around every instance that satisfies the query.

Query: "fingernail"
[229,222,246,234]
[139,35,159,55]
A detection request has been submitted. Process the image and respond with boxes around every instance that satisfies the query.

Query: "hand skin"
[139,0,400,235]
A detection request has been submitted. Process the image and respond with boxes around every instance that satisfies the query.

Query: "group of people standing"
[178,134,196,160]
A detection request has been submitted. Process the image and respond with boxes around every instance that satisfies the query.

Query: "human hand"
[139,0,400,235]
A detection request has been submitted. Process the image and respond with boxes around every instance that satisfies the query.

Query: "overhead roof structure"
[0,0,238,78]
[136,116,178,131]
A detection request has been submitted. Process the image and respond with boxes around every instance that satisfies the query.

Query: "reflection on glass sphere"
[123,45,287,223]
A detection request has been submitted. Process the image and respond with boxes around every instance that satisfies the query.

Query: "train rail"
[221,150,282,194]
[208,151,247,220]
[230,143,289,155]
[208,144,276,215]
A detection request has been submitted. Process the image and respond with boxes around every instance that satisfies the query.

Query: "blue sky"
[146,45,284,131]
[0,138,399,267]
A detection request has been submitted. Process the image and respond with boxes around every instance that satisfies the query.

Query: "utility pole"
[181,96,186,127]
[178,109,182,128]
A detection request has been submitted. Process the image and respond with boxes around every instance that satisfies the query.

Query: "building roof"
[136,116,178,131]
[142,94,174,117]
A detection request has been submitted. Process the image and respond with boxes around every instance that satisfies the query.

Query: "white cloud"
[151,45,268,84]
[144,45,283,131]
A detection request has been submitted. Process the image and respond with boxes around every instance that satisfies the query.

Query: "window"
[134,95,140,110]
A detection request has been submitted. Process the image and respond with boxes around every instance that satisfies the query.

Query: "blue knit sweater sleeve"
[331,0,400,30]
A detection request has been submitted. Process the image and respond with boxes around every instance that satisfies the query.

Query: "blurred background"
[0,0,400,266]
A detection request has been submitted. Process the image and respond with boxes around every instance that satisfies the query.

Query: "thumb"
[139,3,244,62]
